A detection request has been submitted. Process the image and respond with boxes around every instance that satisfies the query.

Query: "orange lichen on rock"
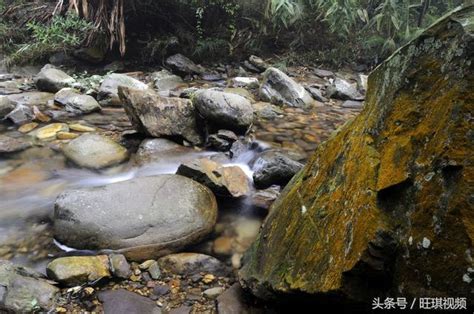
[239,5,473,302]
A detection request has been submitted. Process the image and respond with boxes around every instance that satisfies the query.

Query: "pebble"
[203,287,225,299]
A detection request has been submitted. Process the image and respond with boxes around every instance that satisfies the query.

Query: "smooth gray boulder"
[98,289,162,314]
[62,133,128,169]
[5,104,33,124]
[0,260,59,313]
[54,175,218,261]
[34,65,75,92]
[259,67,314,108]
[119,87,203,145]
[152,70,184,91]
[54,88,101,114]
[193,90,253,133]
[326,77,364,101]
[98,73,148,106]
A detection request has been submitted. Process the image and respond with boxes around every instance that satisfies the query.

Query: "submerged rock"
[177,158,250,198]
[98,73,149,106]
[54,175,218,261]
[252,150,303,189]
[165,54,203,76]
[62,133,128,169]
[119,87,203,145]
[193,90,254,133]
[0,135,32,154]
[240,7,473,301]
[46,256,111,286]
[134,138,191,165]
[34,65,75,92]
[259,67,313,108]
[0,260,59,313]
[98,289,162,314]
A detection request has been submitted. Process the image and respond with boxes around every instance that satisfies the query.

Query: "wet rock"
[252,101,283,120]
[98,289,162,314]
[252,151,303,189]
[239,6,473,301]
[32,105,51,123]
[213,236,233,256]
[34,65,75,92]
[119,87,203,145]
[204,287,225,299]
[201,72,225,82]
[326,77,364,101]
[357,73,368,93]
[109,254,132,279]
[152,70,184,92]
[217,283,249,314]
[169,306,191,314]
[0,96,15,119]
[305,86,328,102]
[152,284,170,296]
[98,73,149,106]
[208,130,238,151]
[242,61,261,73]
[18,122,38,133]
[68,123,96,132]
[54,175,218,261]
[166,54,204,76]
[54,88,101,114]
[158,253,229,276]
[134,138,191,165]
[7,91,54,107]
[0,260,59,313]
[224,87,256,102]
[248,55,268,72]
[177,158,249,198]
[229,77,259,89]
[57,131,79,140]
[148,261,161,280]
[251,185,281,210]
[193,90,254,133]
[31,123,69,141]
[5,104,33,124]
[342,100,364,108]
[0,135,32,154]
[46,256,111,286]
[62,133,128,169]
[259,67,313,108]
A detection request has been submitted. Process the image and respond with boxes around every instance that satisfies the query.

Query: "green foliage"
[4,12,93,66]
[267,0,464,63]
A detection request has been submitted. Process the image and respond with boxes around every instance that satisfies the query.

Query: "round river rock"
[54,175,218,261]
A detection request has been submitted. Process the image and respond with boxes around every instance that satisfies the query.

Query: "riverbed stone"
[62,133,128,169]
[54,175,218,261]
[158,253,229,276]
[152,70,184,91]
[177,158,250,198]
[31,123,69,141]
[7,91,54,107]
[229,77,259,89]
[165,54,203,76]
[98,289,162,314]
[252,150,303,189]
[98,73,149,106]
[119,87,203,145]
[109,254,132,279]
[134,138,191,165]
[0,135,32,154]
[0,96,15,119]
[5,104,34,124]
[54,88,101,114]
[326,77,364,101]
[239,7,473,301]
[193,90,254,133]
[46,256,111,286]
[34,65,75,92]
[0,260,59,313]
[259,67,314,108]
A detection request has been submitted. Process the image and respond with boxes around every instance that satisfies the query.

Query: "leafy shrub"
[4,12,93,66]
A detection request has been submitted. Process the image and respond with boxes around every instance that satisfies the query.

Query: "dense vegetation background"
[0,0,467,68]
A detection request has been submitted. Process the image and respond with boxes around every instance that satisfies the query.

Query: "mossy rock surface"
[239,6,473,302]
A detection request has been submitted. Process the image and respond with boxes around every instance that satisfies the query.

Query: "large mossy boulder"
[239,6,473,303]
